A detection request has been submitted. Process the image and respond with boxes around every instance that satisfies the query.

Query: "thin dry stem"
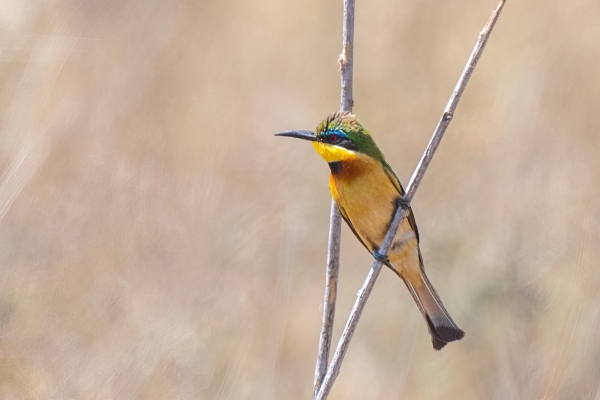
[314,0,354,397]
[313,201,342,397]
[314,0,355,397]
[315,1,506,399]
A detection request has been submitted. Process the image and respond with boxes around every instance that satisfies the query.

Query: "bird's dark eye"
[329,134,340,143]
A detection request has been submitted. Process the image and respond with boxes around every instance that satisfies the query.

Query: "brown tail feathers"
[403,272,465,350]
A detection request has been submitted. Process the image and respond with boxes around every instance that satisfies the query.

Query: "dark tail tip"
[426,315,466,351]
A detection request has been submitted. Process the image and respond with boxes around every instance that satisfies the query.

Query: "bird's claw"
[396,197,410,210]
[372,251,392,267]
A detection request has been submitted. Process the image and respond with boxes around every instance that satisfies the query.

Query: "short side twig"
[315,1,506,399]
[313,0,355,397]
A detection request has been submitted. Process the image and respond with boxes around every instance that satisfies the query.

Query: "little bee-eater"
[276,111,464,350]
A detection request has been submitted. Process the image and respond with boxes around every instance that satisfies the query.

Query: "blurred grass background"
[0,0,599,399]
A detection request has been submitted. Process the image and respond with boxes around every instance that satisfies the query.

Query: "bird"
[275,111,464,350]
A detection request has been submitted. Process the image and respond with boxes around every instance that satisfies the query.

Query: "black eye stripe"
[336,138,357,150]
[316,133,357,150]
[341,139,358,151]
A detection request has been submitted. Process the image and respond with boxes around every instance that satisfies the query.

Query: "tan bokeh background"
[1,0,599,398]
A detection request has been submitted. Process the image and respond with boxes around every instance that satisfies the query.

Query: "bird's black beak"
[274,130,317,142]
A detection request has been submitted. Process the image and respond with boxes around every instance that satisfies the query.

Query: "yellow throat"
[312,142,357,163]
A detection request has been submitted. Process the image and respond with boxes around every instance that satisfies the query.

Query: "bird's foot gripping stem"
[372,251,392,268]
[396,196,410,211]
